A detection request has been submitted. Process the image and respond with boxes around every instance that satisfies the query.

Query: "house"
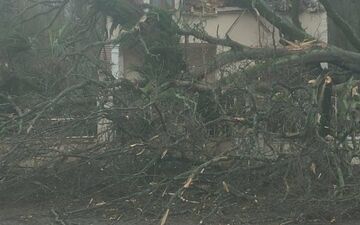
[103,0,327,82]
[97,0,328,141]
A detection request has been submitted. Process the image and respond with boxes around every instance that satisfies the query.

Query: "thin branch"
[18,1,64,25]
[35,0,69,37]
[16,0,64,19]
[26,80,89,133]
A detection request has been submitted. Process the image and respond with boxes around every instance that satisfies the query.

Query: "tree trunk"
[328,0,360,51]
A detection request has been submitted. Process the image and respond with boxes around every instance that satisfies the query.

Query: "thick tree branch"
[195,45,360,77]
[319,0,360,52]
[290,0,302,29]
[176,22,360,79]
[236,0,312,41]
[271,46,360,71]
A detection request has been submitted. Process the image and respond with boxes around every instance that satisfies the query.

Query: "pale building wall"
[183,11,278,47]
[299,11,327,42]
[179,10,327,80]
[107,8,328,75]
[183,10,327,46]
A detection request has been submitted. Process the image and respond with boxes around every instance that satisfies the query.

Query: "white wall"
[299,11,327,42]
[183,10,327,47]
[106,9,328,80]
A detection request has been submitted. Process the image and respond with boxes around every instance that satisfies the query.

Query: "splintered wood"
[284,39,327,51]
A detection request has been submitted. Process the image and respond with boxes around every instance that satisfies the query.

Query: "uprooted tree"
[1,0,360,222]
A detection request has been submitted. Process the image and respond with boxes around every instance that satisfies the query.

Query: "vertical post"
[111,45,121,79]
[97,45,115,143]
[97,17,123,143]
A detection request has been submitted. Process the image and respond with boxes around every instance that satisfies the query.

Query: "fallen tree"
[1,0,360,224]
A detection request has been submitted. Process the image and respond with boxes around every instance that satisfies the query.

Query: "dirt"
[1,200,360,225]
[0,205,194,225]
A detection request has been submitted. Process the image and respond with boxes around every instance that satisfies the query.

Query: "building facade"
[97,0,328,141]
[103,0,327,82]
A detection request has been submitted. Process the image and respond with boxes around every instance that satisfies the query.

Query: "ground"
[1,200,360,225]
[1,161,360,225]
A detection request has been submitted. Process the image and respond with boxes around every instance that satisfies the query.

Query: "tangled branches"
[1,0,360,224]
